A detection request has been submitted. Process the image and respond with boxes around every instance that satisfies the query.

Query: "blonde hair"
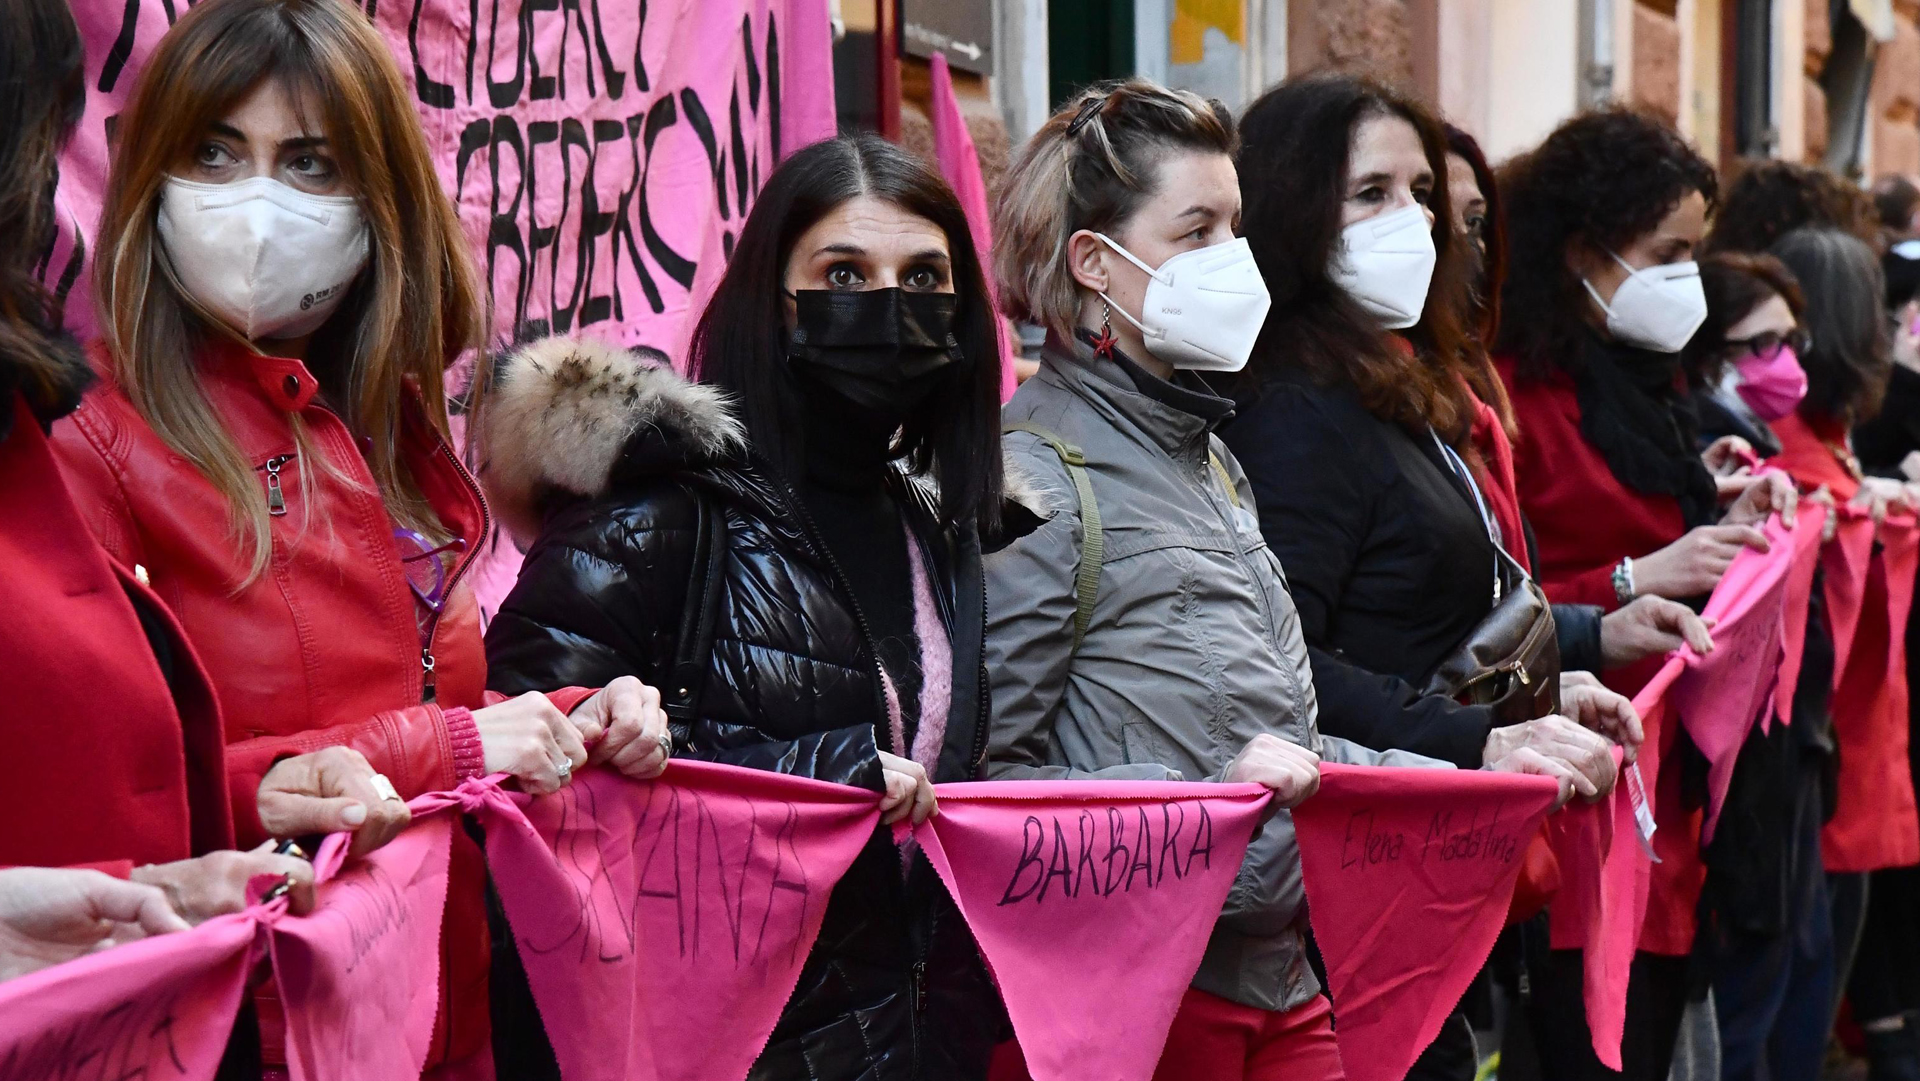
[94,0,485,583]
[992,80,1236,343]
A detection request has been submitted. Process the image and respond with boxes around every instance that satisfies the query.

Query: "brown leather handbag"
[1422,547,1562,726]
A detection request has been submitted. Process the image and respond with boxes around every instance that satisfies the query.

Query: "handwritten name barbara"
[1339,804,1522,872]
[997,803,1216,906]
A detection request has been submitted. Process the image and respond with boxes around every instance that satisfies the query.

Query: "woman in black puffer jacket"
[478,134,1032,1081]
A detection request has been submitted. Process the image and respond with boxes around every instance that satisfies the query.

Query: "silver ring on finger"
[368,773,402,803]
[554,757,573,781]
[655,731,673,759]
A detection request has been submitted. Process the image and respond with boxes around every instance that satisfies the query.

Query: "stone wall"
[1871,0,1920,175]
[1286,0,1415,89]
[1631,1,1683,125]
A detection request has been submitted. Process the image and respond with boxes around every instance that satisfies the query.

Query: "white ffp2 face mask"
[1093,234,1273,372]
[1583,251,1707,354]
[1330,203,1437,330]
[158,175,370,342]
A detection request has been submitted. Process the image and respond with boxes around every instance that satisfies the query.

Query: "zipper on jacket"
[417,440,491,703]
[258,454,296,517]
[421,647,437,703]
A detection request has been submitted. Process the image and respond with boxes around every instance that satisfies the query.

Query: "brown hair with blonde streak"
[992,79,1236,345]
[94,0,485,583]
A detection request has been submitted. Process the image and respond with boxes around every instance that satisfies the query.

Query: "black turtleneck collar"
[796,380,897,493]
[1076,329,1235,427]
[1572,331,1718,529]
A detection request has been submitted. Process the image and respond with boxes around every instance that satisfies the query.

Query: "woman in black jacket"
[1223,74,1696,1081]
[478,135,1026,1081]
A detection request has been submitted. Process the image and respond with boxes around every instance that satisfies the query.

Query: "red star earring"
[1091,300,1118,359]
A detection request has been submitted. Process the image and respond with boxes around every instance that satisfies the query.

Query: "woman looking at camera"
[51,0,663,1071]
[480,133,1027,1080]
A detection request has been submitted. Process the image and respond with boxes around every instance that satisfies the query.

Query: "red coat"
[1499,359,1707,957]
[0,394,231,872]
[1768,411,1920,872]
[51,339,591,1067]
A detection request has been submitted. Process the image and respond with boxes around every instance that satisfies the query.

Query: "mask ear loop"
[1580,248,1639,322]
[1088,233,1168,352]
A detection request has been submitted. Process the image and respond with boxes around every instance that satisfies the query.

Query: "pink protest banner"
[899,780,1269,1081]
[52,0,836,350]
[0,903,272,1080]
[1290,763,1560,1081]
[929,52,1018,402]
[268,815,455,1081]
[1550,659,1683,1069]
[417,761,880,1081]
[1824,518,1920,872]
[1670,512,1824,841]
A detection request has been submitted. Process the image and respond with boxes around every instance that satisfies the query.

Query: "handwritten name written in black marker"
[522,780,813,970]
[998,803,1216,906]
[1339,802,1522,873]
[0,991,188,1081]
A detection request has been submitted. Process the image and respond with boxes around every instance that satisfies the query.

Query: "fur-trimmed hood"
[475,336,747,545]
[477,335,1053,546]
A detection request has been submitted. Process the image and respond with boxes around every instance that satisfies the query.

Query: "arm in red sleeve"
[1545,562,1627,612]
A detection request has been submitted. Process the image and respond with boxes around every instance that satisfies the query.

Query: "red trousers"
[989,990,1345,1081]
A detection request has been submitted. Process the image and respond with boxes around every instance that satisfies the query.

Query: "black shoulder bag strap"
[662,484,728,725]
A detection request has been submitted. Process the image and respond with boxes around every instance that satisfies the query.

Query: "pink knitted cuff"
[444,706,486,781]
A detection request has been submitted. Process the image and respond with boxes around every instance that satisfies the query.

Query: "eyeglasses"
[393,528,467,612]
[1724,327,1811,362]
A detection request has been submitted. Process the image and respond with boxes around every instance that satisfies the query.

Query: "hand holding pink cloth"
[419,761,882,1081]
[0,896,275,1079]
[1291,763,1560,1081]
[268,813,455,1081]
[898,780,1270,1081]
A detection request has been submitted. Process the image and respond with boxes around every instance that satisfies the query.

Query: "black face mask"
[786,288,960,425]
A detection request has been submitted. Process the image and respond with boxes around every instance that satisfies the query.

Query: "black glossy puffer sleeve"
[484,488,886,792]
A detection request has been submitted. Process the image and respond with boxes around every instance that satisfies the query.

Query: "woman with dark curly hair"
[1493,107,1800,1081]
[1704,158,1882,257]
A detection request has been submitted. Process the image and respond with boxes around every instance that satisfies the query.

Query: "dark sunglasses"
[1723,327,1811,362]
[393,528,467,612]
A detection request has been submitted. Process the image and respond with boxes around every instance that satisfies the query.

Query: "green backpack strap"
[1005,421,1102,651]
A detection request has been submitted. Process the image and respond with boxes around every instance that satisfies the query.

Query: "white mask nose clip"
[157,175,371,342]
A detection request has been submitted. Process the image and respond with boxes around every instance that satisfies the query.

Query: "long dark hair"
[0,0,88,425]
[1234,73,1478,443]
[1494,108,1718,380]
[688,134,1003,534]
[1771,227,1891,425]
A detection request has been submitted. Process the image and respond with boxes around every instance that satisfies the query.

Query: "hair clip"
[1066,96,1107,137]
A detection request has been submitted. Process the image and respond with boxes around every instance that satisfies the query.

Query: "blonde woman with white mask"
[50,0,668,1073]
[982,80,1575,1081]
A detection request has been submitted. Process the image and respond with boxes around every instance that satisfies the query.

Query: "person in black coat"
[477,135,1033,1081]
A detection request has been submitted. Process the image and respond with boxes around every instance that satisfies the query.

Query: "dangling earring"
[1091,299,1118,359]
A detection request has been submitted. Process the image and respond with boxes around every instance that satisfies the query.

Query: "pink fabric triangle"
[1292,763,1560,1081]
[1550,659,1683,1069]
[270,812,454,1081]
[1824,510,1878,678]
[899,780,1270,1081]
[431,762,880,1081]
[1670,511,1824,843]
[0,896,267,1077]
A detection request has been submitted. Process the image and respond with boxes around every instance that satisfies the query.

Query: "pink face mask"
[1734,345,1809,420]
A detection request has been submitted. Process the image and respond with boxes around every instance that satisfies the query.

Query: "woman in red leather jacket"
[48,0,667,1073]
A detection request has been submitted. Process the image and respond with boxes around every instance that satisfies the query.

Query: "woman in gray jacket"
[983,81,1611,1081]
